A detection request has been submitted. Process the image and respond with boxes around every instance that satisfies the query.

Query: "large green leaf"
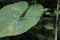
[0,2,45,37]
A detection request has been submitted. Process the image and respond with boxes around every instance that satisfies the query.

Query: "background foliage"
[0,0,60,40]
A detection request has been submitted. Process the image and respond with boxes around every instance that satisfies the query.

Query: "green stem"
[55,0,59,40]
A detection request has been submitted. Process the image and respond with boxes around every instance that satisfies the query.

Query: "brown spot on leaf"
[8,25,14,33]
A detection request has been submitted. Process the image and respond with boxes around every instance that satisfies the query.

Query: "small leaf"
[44,23,54,29]
[45,12,51,15]
[58,10,60,14]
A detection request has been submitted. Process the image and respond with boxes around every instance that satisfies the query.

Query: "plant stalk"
[55,0,59,40]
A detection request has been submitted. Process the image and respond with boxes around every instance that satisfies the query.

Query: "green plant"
[0,0,60,40]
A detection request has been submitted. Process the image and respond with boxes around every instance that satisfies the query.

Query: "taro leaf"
[44,23,54,29]
[0,3,44,37]
[0,1,28,37]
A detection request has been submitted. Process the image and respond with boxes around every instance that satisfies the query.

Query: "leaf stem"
[55,0,59,40]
